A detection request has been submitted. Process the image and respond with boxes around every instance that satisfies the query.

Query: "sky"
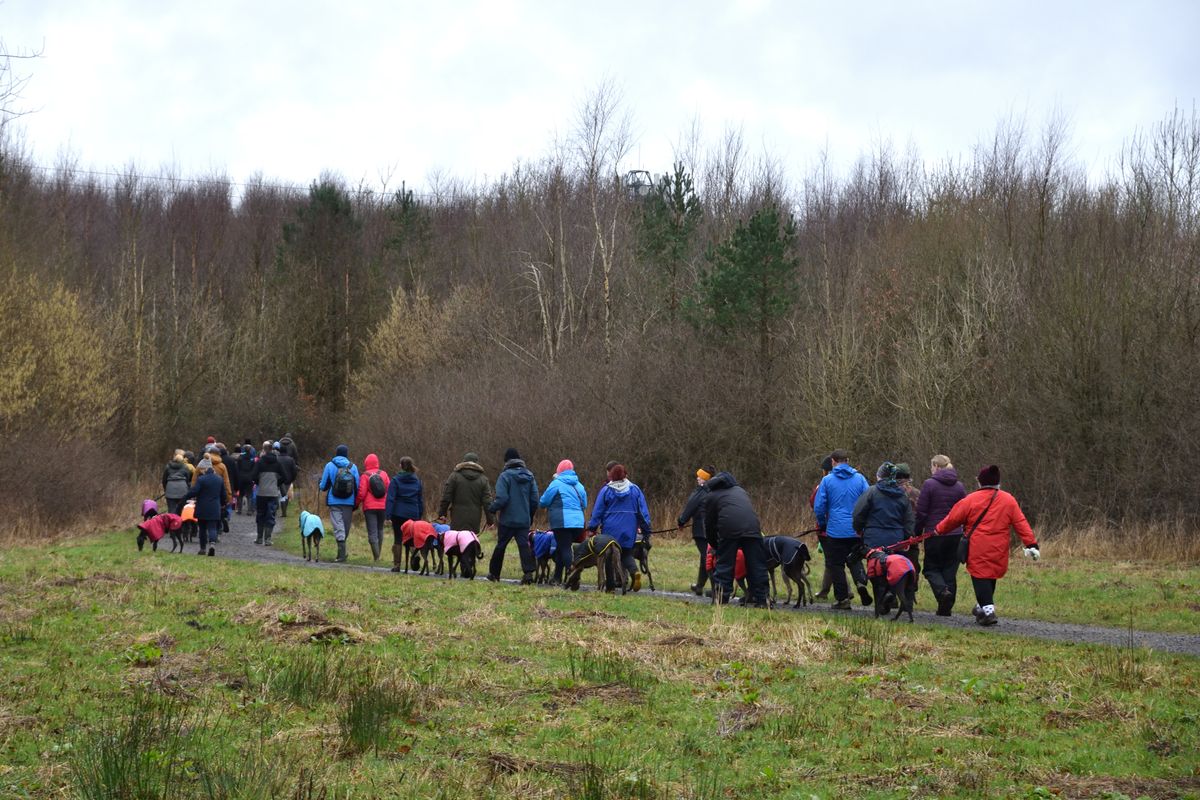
[2,0,1197,195]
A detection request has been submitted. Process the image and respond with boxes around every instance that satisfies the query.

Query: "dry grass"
[1045,519,1200,562]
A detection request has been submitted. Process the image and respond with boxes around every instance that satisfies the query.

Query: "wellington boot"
[390,543,402,572]
[336,540,347,563]
[371,540,382,561]
[254,525,263,545]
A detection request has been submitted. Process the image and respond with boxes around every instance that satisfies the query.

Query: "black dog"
[763,536,813,608]
[867,550,917,622]
[632,535,654,591]
[564,534,626,594]
[442,529,484,580]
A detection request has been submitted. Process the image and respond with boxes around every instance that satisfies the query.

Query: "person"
[810,455,836,600]
[702,470,769,607]
[812,449,870,610]
[486,448,540,584]
[251,441,285,546]
[892,463,923,587]
[385,457,424,572]
[318,444,360,563]
[278,433,299,467]
[915,454,967,615]
[852,462,915,552]
[274,440,298,518]
[935,465,1039,626]
[437,452,495,533]
[236,444,257,515]
[586,463,651,591]
[677,465,716,596]
[357,453,391,563]
[161,451,192,516]
[185,459,227,556]
[539,459,588,585]
[203,444,234,537]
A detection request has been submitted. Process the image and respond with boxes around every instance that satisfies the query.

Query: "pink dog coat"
[142,499,159,518]
[442,529,479,554]
[137,513,182,543]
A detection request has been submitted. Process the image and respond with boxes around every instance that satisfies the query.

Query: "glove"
[1023,546,1040,561]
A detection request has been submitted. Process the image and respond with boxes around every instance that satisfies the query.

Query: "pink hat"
[556,459,574,474]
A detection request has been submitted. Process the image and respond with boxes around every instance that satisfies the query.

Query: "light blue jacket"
[318,456,360,507]
[539,470,588,529]
[813,463,869,538]
[587,480,650,549]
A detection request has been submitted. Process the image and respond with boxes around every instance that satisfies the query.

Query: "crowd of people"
[151,438,1040,625]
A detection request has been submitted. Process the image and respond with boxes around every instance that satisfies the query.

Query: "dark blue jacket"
[488,459,539,528]
[852,481,915,549]
[185,472,228,521]
[385,472,425,520]
[813,464,869,538]
[702,472,761,543]
[677,484,709,541]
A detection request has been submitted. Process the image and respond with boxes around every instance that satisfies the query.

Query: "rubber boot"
[391,544,402,572]
[371,539,381,562]
[336,539,347,563]
[255,524,263,545]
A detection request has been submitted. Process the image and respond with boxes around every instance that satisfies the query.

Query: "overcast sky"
[3,1,1197,193]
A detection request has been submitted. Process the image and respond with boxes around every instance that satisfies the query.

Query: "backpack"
[368,471,386,499]
[332,464,355,499]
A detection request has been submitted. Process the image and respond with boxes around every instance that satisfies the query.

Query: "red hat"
[556,459,574,474]
[206,436,216,444]
[978,464,1000,486]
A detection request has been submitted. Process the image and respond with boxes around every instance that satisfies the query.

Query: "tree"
[637,162,702,319]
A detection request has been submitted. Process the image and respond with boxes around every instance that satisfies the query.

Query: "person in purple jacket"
[915,454,968,615]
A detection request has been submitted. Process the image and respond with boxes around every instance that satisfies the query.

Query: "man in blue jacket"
[318,444,360,563]
[487,448,540,584]
[813,449,870,609]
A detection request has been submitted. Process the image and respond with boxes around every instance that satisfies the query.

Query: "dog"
[402,519,442,576]
[763,535,813,607]
[136,506,183,553]
[866,550,917,622]
[564,533,626,594]
[442,529,484,580]
[179,500,197,544]
[529,530,557,584]
[299,510,324,562]
[631,535,655,591]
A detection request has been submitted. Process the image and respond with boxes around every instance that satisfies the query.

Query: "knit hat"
[198,458,213,471]
[556,459,574,474]
[463,452,479,463]
[609,464,627,481]
[696,466,713,481]
[504,447,521,462]
[273,441,282,451]
[206,436,215,444]
[978,464,1001,486]
[894,462,912,479]
[876,461,897,481]
[820,455,834,473]
[335,444,349,457]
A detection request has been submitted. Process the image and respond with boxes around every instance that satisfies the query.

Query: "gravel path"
[217,511,1200,658]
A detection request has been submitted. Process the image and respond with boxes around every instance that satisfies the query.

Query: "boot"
[280,499,288,517]
[814,567,834,601]
[371,539,381,562]
[935,590,954,617]
[263,529,273,546]
[390,544,402,572]
[336,539,347,563]
[255,525,263,545]
[856,582,873,606]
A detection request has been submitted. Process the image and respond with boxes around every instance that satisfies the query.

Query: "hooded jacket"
[356,453,390,511]
[701,472,761,543]
[275,451,297,488]
[206,451,233,498]
[252,450,285,499]
[936,488,1037,580]
[385,470,424,520]
[539,469,588,529]
[237,451,258,487]
[278,436,299,467]
[437,461,494,531]
[677,484,709,541]
[318,450,360,507]
[813,463,869,538]
[852,480,915,549]
[185,471,228,520]
[489,459,540,528]
[587,477,651,548]
[162,459,192,500]
[915,468,967,534]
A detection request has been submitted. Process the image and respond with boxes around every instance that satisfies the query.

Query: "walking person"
[813,449,870,609]
[251,441,285,546]
[385,457,424,572]
[677,465,716,596]
[936,465,1039,626]
[915,454,967,615]
[539,459,588,585]
[437,452,495,533]
[852,462,915,552]
[586,464,651,591]
[892,463,923,585]
[203,444,234,540]
[161,451,192,516]
[185,458,227,557]
[236,444,257,515]
[703,470,770,607]
[318,444,360,563]
[357,453,391,563]
[275,441,297,517]
[486,448,540,584]
[810,455,836,600]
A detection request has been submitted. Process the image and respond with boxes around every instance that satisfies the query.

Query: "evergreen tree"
[636,162,702,318]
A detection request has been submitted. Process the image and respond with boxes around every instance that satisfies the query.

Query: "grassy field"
[271,519,1200,635]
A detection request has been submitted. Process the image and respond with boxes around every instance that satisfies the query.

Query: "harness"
[580,535,619,561]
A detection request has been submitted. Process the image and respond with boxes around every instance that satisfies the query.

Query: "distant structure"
[623,169,654,199]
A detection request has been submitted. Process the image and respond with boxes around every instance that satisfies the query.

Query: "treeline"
[1,98,1198,531]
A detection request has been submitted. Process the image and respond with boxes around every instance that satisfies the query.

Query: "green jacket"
[437,462,495,532]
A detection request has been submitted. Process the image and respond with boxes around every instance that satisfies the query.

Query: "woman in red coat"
[935,465,1039,626]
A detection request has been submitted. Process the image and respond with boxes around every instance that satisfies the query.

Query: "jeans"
[823,536,866,602]
[490,524,535,578]
[328,505,353,542]
[256,496,279,535]
[711,535,769,603]
[552,528,582,583]
[198,519,220,550]
[166,497,185,516]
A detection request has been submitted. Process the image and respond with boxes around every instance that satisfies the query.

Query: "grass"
[1,529,1199,799]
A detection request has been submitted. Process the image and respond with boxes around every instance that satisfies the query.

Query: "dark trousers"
[256,496,278,535]
[166,497,185,516]
[490,524,535,578]
[823,537,866,602]
[923,535,960,604]
[198,519,220,550]
[972,576,997,607]
[711,535,769,603]
[552,528,582,583]
[693,537,709,586]
[620,547,638,578]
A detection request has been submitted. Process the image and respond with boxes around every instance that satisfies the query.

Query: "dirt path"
[217,511,1200,657]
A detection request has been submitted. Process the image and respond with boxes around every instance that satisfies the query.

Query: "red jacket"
[356,453,390,511]
[936,489,1036,580]
[137,513,182,543]
[706,544,746,580]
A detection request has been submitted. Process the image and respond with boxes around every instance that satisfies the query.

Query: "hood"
[831,463,858,480]
[209,452,223,466]
[705,471,737,492]
[335,444,349,458]
[393,472,421,492]
[455,461,484,478]
[504,459,533,482]
[279,437,293,446]
[259,450,278,466]
[933,468,960,485]
[874,480,904,497]
[555,469,579,485]
[331,455,351,468]
[364,453,380,471]
[606,478,631,493]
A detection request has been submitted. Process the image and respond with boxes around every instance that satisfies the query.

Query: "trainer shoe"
[631,573,642,592]
[690,583,703,596]
[830,598,852,610]
[972,605,984,619]
[264,539,273,547]
[856,584,873,606]
[977,611,998,626]
[485,573,500,583]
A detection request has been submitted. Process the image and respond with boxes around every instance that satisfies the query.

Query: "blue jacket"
[385,472,425,520]
[488,459,539,528]
[299,510,324,539]
[185,472,227,521]
[852,481,915,549]
[587,480,650,549]
[318,456,360,507]
[813,463,869,538]
[539,470,588,529]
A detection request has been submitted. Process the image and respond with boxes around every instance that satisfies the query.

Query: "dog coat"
[299,510,324,539]
[706,545,746,580]
[572,532,619,563]
[765,536,809,567]
[141,499,159,518]
[442,529,479,554]
[401,519,438,548]
[867,552,914,589]
[137,513,182,543]
[180,502,197,523]
[531,530,557,559]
